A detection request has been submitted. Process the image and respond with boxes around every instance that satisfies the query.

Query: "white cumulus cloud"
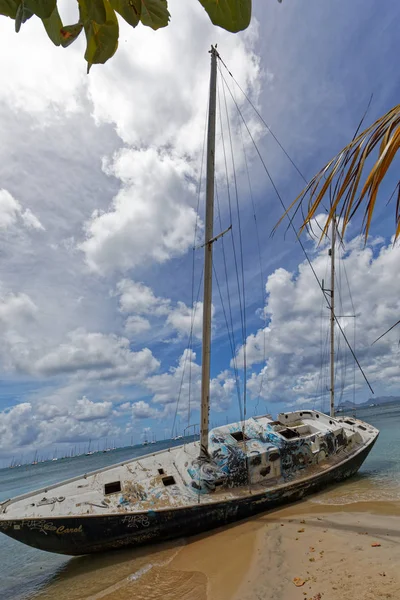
[80,149,200,274]
[166,300,212,340]
[116,278,170,315]
[145,349,236,415]
[125,315,151,337]
[31,329,159,383]
[235,230,400,405]
[132,400,160,420]
[0,189,44,231]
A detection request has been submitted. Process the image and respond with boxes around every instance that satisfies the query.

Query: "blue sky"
[0,0,399,464]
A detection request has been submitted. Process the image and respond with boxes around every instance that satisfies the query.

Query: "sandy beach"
[33,498,400,600]
[234,504,400,600]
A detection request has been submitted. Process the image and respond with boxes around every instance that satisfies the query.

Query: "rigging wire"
[315,282,325,413]
[217,55,309,185]
[188,104,208,428]
[353,314,357,415]
[215,179,244,419]
[216,87,242,409]
[228,69,268,411]
[340,245,358,413]
[171,99,209,439]
[219,68,248,431]
[333,240,358,410]
[335,262,347,406]
[217,61,374,396]
[319,326,331,414]
[335,254,343,404]
[171,268,204,439]
[212,260,243,421]
[372,318,400,345]
[172,50,373,438]
[218,51,329,283]
[216,75,245,420]
[314,252,330,412]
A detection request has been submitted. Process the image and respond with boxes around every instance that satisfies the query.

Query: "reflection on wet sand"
[33,514,260,600]
[33,538,184,600]
[34,493,400,600]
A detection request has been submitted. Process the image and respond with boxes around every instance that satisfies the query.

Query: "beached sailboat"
[0,48,378,556]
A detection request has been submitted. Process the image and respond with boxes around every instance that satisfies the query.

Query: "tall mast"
[200,46,218,457]
[329,217,336,417]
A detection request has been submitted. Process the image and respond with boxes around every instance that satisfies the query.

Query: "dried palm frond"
[275,104,400,242]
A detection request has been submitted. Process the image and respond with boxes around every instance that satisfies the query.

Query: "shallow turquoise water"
[0,407,399,600]
[308,404,400,505]
[0,441,184,600]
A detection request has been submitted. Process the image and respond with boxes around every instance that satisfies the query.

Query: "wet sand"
[34,499,400,600]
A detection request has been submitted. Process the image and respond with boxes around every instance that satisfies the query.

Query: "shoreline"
[32,498,400,600]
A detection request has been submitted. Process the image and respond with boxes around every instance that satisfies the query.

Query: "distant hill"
[337,396,400,410]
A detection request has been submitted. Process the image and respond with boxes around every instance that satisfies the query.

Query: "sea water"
[0,441,184,600]
[309,404,400,505]
[0,407,399,600]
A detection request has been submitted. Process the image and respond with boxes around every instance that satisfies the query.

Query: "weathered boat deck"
[0,411,379,521]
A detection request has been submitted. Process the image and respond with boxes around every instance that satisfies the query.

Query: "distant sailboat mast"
[200,46,218,458]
